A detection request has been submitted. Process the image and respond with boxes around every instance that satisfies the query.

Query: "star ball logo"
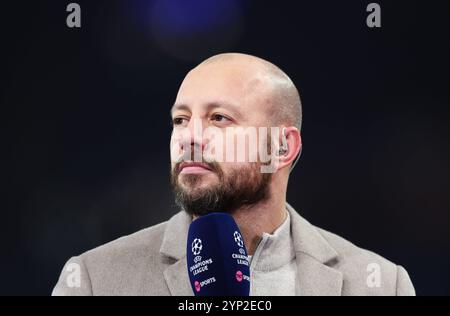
[191,238,202,256]
[233,231,244,248]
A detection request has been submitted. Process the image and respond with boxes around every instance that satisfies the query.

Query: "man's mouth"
[179,162,213,175]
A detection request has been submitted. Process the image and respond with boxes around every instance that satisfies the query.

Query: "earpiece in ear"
[277,148,288,156]
[277,127,289,156]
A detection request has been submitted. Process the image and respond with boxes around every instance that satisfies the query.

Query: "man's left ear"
[277,126,302,171]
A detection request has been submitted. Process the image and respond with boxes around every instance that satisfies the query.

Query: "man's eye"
[172,117,188,126]
[211,114,231,123]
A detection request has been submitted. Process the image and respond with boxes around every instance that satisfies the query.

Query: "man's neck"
[231,197,287,256]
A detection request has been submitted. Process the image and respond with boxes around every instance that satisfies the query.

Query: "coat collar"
[160,203,343,296]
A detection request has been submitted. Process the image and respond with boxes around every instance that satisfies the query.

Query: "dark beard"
[170,161,271,217]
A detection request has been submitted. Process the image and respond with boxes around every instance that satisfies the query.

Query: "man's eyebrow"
[207,101,242,118]
[170,103,190,116]
[170,101,243,119]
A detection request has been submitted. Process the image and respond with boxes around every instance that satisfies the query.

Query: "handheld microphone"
[186,213,251,296]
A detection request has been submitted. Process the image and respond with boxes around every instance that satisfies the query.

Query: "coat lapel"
[287,203,343,296]
[295,254,343,296]
[160,211,194,296]
[163,256,194,296]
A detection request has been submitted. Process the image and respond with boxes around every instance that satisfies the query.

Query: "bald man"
[53,53,415,296]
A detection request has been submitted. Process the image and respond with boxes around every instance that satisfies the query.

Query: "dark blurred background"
[0,0,449,295]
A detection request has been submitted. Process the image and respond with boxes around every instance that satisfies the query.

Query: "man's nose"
[178,117,207,156]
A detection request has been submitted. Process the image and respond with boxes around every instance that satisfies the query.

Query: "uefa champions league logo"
[191,238,203,256]
[233,231,244,248]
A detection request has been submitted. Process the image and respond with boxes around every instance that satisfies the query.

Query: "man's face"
[170,62,274,216]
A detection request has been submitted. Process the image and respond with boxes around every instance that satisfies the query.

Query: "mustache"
[172,160,222,175]
[172,146,221,174]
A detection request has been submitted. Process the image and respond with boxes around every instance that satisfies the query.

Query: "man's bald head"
[171,53,303,217]
[193,53,302,131]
